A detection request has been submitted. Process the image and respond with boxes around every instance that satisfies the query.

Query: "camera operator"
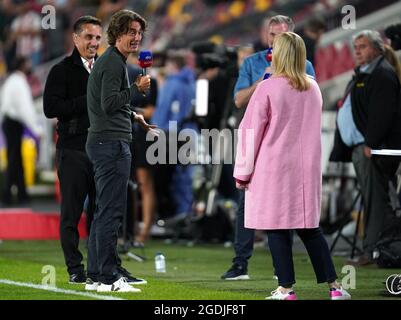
[193,43,239,201]
[196,52,229,131]
[192,43,237,130]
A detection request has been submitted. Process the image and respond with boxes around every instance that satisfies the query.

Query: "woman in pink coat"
[234,32,351,300]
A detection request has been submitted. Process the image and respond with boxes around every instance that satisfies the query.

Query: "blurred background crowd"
[0,0,400,248]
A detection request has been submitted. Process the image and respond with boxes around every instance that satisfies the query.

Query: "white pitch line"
[0,279,125,300]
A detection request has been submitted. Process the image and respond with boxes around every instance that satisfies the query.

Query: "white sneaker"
[97,277,141,293]
[329,287,351,300]
[265,288,298,300]
[85,278,99,291]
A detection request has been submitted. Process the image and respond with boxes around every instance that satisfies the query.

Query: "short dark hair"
[166,52,186,70]
[305,17,327,33]
[73,15,102,34]
[107,10,147,46]
[10,56,28,72]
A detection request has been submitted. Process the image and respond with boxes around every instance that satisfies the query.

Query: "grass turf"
[0,239,399,300]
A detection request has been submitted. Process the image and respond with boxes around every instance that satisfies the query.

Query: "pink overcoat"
[234,76,323,230]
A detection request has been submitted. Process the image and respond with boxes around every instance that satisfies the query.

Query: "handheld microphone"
[263,73,271,80]
[265,47,273,62]
[263,47,273,80]
[138,50,153,75]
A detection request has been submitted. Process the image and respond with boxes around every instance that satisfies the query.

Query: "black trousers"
[56,148,95,275]
[86,140,131,284]
[233,190,255,268]
[352,145,400,254]
[2,117,27,203]
[267,228,337,288]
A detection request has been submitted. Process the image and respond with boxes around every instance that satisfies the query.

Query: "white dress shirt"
[81,57,94,73]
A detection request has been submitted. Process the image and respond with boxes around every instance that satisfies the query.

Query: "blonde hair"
[272,32,311,91]
[383,44,401,82]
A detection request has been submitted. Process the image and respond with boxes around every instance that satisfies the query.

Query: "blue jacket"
[234,49,316,96]
[151,67,196,131]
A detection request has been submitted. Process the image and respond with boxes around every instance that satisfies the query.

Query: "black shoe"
[117,266,147,285]
[221,264,250,280]
[131,240,145,249]
[69,272,87,284]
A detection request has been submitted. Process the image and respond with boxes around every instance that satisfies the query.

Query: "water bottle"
[155,252,166,273]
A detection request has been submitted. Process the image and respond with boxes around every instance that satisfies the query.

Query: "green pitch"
[0,240,398,300]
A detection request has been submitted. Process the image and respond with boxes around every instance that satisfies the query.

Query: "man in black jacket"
[43,16,102,283]
[85,10,156,293]
[330,30,401,265]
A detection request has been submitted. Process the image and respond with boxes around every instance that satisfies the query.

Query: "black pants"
[267,228,337,288]
[86,140,131,284]
[233,190,255,268]
[153,162,176,219]
[56,148,95,275]
[2,117,27,203]
[232,191,292,275]
[352,145,400,254]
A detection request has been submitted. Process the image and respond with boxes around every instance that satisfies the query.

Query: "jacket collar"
[71,46,98,67]
[112,46,128,62]
[354,55,384,75]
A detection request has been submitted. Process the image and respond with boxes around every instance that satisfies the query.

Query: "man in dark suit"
[330,30,401,265]
[43,16,101,283]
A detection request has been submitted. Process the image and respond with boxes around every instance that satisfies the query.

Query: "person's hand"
[135,75,151,93]
[132,112,159,137]
[235,180,249,190]
[364,146,372,158]
[264,66,273,74]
